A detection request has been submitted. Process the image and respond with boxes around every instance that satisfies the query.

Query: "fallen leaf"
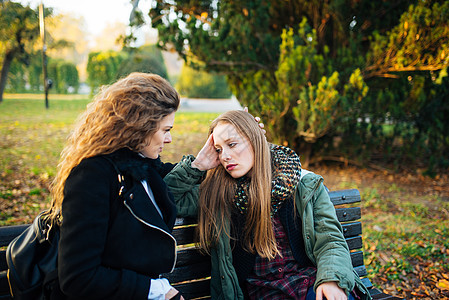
[437,279,449,291]
[416,240,427,247]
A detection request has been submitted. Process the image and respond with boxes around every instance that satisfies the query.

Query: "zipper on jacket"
[123,200,178,273]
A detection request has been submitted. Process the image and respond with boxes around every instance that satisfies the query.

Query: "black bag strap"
[103,156,126,197]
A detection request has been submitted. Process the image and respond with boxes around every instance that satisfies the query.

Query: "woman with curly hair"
[165,110,371,300]
[46,72,184,299]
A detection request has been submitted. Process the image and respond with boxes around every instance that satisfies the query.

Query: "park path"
[177,97,242,112]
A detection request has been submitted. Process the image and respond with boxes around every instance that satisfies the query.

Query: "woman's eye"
[229,143,236,148]
[215,148,222,153]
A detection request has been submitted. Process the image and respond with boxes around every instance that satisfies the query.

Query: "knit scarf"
[233,144,301,215]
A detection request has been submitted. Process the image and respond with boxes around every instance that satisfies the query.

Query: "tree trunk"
[299,142,313,169]
[0,50,15,103]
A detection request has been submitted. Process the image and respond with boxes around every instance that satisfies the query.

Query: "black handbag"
[6,212,64,300]
[6,157,125,300]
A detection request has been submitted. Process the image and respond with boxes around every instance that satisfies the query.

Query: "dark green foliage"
[86,45,169,94]
[116,45,168,79]
[149,0,449,172]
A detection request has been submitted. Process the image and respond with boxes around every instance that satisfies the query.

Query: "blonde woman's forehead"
[213,123,240,141]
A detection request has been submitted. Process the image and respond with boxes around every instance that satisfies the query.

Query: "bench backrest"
[0,189,375,300]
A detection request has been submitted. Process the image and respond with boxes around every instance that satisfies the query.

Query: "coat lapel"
[123,184,172,233]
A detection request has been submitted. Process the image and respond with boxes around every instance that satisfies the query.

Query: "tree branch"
[207,59,270,70]
[364,64,447,79]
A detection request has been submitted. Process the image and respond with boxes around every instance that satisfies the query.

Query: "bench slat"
[350,251,364,267]
[172,226,195,246]
[174,278,210,299]
[354,265,367,277]
[162,261,211,284]
[175,248,210,267]
[335,207,361,222]
[342,222,362,238]
[346,236,362,250]
[329,189,361,206]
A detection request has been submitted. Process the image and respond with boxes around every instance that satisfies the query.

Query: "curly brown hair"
[47,72,179,222]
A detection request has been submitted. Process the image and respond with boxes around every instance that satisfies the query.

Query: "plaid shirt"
[246,214,317,299]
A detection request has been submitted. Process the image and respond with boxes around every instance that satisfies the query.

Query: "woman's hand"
[165,287,184,299]
[191,134,220,171]
[316,281,347,300]
[244,107,265,134]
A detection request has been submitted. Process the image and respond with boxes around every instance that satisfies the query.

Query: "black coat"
[58,149,177,300]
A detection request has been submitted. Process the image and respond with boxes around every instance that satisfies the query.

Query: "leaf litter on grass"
[314,164,449,299]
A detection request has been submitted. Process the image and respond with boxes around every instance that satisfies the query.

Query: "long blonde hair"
[47,72,179,223]
[197,110,279,259]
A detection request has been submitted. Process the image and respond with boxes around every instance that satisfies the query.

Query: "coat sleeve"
[163,155,205,217]
[308,181,355,295]
[58,157,150,300]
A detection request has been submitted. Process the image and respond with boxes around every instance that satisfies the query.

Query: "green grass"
[1,96,90,177]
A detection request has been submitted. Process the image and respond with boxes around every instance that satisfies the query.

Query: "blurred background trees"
[149,0,449,172]
[1,0,448,173]
[176,65,231,98]
[0,1,41,102]
[0,1,228,98]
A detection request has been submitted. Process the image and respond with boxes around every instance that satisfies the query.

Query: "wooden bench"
[0,189,402,299]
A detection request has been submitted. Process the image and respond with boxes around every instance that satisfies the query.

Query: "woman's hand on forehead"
[244,107,266,134]
[192,134,220,171]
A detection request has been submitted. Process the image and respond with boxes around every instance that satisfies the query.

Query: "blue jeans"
[306,286,356,300]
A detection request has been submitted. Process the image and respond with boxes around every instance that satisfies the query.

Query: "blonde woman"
[46,73,184,299]
[164,110,371,300]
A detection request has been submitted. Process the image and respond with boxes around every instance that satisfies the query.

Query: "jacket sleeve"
[163,155,205,217]
[58,157,150,300]
[308,181,355,295]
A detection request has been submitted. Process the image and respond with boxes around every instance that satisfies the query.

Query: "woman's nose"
[221,149,231,161]
[164,132,172,143]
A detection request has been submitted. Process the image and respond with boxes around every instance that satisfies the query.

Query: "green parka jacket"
[164,156,372,300]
